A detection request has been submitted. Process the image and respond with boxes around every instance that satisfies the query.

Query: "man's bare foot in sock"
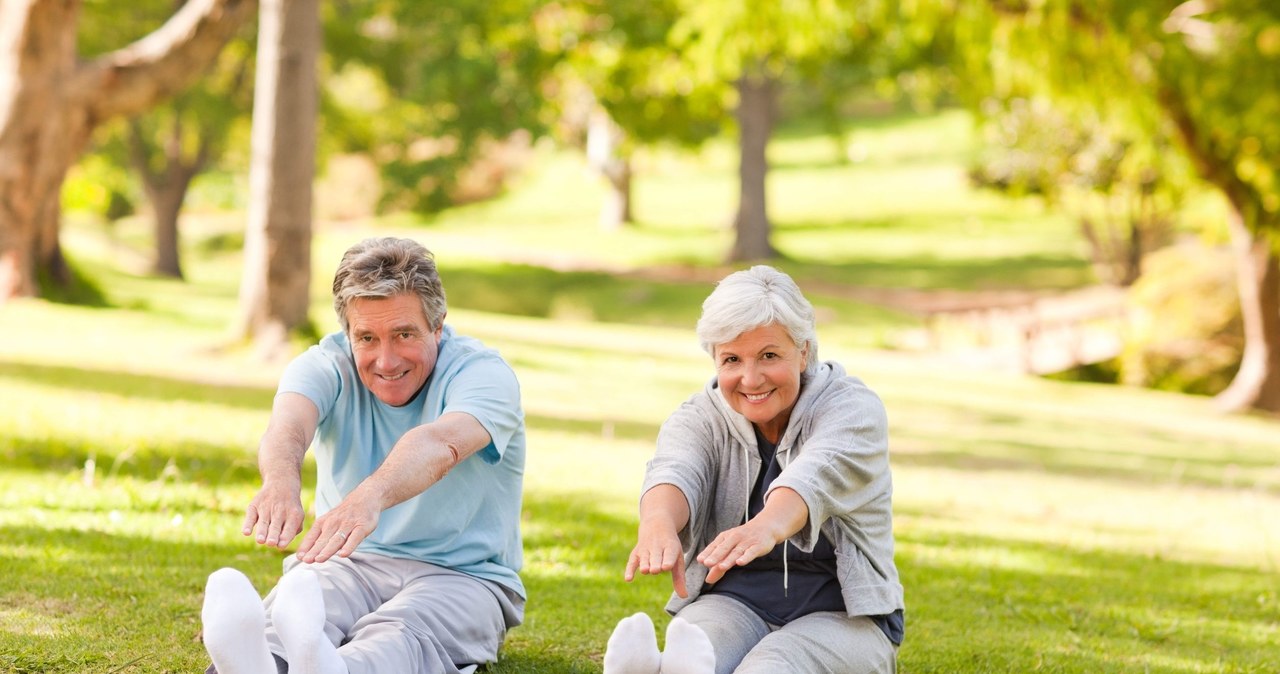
[603,612,661,674]
[272,568,347,674]
[202,568,275,674]
[659,617,715,674]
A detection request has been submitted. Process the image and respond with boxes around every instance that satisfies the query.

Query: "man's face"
[347,294,441,407]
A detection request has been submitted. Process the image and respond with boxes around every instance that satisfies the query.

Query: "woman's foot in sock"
[660,617,715,674]
[202,568,275,674]
[603,612,661,674]
[272,568,347,674]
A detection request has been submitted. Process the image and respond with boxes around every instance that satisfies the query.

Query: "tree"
[124,38,254,279]
[542,0,724,230]
[75,0,255,280]
[0,0,255,300]
[322,0,560,215]
[235,0,317,355]
[560,0,943,262]
[968,98,1187,286]
[965,1,1280,413]
[671,0,928,261]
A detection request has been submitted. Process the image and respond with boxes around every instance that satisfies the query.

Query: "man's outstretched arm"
[296,411,493,563]
[243,392,319,549]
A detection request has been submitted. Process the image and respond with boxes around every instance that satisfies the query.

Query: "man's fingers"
[241,504,259,537]
[624,553,639,582]
[296,522,322,556]
[279,509,304,549]
[335,526,363,558]
[309,527,349,564]
[264,512,285,547]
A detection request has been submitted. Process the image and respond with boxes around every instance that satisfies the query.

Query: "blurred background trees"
[957,0,1280,411]
[0,0,254,299]
[2,0,1277,413]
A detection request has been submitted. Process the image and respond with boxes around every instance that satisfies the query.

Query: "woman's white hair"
[696,265,818,371]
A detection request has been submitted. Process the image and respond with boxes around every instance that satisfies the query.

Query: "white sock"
[201,568,275,674]
[603,612,661,674]
[660,617,716,674]
[271,568,347,674]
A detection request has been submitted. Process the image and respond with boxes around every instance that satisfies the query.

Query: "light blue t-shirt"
[278,325,526,598]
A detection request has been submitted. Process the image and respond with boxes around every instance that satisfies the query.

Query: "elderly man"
[201,237,526,674]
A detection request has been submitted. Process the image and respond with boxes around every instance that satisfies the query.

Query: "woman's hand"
[625,522,688,598]
[699,487,809,585]
[696,519,780,585]
[624,484,693,598]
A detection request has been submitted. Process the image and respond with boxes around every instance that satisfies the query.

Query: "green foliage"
[322,0,560,213]
[3,110,1280,672]
[1121,242,1243,396]
[968,97,1191,284]
[77,0,173,56]
[61,154,137,220]
[964,0,1280,241]
[546,0,725,149]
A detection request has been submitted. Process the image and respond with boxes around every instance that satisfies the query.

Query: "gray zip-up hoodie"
[642,360,904,619]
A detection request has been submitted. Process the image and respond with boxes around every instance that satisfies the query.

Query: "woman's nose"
[742,361,765,387]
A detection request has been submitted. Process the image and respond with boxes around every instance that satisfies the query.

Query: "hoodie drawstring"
[780,443,793,597]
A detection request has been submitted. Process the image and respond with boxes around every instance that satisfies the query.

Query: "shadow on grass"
[897,530,1280,673]
[891,445,1280,496]
[0,524,288,673]
[0,360,276,411]
[487,491,674,673]
[442,263,707,330]
[888,398,1280,494]
[772,256,1093,295]
[524,413,661,444]
[4,487,1275,673]
[1,431,266,486]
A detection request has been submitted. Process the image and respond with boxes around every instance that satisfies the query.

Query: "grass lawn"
[2,109,1277,672]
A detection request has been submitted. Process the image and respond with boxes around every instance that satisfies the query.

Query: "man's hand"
[295,490,382,564]
[243,480,305,550]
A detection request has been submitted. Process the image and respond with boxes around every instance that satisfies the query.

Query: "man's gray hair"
[332,237,447,333]
[696,265,818,371]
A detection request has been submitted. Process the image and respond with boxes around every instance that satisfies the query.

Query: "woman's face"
[713,323,806,444]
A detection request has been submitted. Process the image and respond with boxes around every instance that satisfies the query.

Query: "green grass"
[3,109,1278,672]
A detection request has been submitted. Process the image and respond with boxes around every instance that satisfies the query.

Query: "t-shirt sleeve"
[276,343,343,421]
[440,352,522,464]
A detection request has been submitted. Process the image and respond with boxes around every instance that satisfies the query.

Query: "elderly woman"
[623,265,904,674]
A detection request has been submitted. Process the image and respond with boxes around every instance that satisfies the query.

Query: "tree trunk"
[1159,85,1280,413]
[727,72,778,263]
[236,0,317,356]
[1214,210,1280,414]
[128,118,208,279]
[599,160,632,231]
[0,0,83,297]
[145,168,196,278]
[0,0,255,301]
[586,107,632,230]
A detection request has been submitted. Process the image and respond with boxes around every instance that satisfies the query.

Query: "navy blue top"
[706,429,904,644]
